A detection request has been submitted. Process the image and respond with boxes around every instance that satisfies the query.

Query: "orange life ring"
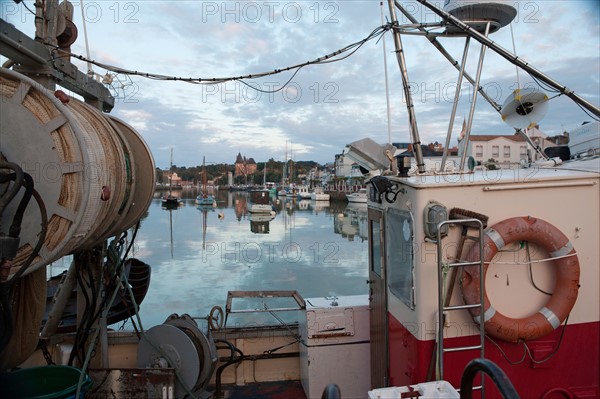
[461,216,580,342]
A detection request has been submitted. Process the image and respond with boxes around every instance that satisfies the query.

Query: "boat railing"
[224,290,306,328]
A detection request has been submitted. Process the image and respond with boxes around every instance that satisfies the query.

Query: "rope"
[44,23,392,94]
[484,251,577,266]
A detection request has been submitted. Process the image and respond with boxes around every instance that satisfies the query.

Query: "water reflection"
[197,204,215,249]
[122,188,369,328]
[334,202,368,242]
[249,213,275,234]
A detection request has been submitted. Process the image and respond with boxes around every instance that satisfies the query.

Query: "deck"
[220,381,307,399]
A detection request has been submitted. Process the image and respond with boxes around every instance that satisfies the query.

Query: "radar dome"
[443,0,517,33]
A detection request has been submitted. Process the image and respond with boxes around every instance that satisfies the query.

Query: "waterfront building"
[234,152,257,177]
[458,129,557,167]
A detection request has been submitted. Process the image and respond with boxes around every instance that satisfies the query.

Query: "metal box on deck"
[299,295,370,399]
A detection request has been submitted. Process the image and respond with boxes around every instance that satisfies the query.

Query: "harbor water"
[49,189,369,329]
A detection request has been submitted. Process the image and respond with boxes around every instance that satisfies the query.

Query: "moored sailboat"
[162,148,181,207]
[196,156,216,206]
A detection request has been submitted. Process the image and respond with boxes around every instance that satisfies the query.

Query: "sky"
[1,0,599,169]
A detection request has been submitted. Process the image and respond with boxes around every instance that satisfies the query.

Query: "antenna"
[381,2,392,145]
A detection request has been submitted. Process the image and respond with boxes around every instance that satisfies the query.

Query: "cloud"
[2,1,598,168]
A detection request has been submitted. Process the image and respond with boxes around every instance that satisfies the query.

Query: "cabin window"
[370,219,382,277]
[386,208,415,309]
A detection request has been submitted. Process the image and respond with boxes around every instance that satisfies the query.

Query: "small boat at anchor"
[310,187,330,201]
[346,187,367,203]
[196,156,216,206]
[162,148,181,207]
[247,189,275,214]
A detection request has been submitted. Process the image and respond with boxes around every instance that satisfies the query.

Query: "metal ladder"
[435,218,485,392]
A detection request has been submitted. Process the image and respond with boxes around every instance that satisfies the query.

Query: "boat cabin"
[366,159,599,397]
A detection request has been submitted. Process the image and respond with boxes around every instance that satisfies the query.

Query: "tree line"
[156,159,324,186]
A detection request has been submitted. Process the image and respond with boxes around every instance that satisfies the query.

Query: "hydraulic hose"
[460,358,520,399]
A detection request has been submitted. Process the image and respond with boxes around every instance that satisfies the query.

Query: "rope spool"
[106,116,155,231]
[0,68,154,278]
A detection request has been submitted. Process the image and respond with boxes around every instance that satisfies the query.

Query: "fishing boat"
[247,189,275,214]
[0,1,598,399]
[346,187,368,203]
[296,185,311,199]
[359,1,599,397]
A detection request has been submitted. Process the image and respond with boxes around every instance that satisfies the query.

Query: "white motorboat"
[346,188,367,203]
[310,187,330,201]
[296,185,311,199]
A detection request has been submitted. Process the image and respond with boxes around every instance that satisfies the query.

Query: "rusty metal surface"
[224,380,307,399]
[87,368,175,399]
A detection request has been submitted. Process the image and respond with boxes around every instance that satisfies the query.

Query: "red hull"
[388,313,599,398]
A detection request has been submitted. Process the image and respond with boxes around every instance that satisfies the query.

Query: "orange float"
[461,216,580,342]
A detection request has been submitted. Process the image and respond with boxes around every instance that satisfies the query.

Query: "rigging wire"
[21,1,36,16]
[509,23,521,89]
[523,71,600,122]
[45,23,391,94]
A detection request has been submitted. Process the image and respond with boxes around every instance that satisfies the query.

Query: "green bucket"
[0,365,92,399]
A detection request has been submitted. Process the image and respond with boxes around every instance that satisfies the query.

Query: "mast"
[168,148,173,197]
[202,156,207,196]
[263,163,267,188]
[386,0,426,173]
[290,143,294,185]
[283,142,288,187]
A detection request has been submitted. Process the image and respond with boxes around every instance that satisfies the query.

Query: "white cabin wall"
[383,170,599,342]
